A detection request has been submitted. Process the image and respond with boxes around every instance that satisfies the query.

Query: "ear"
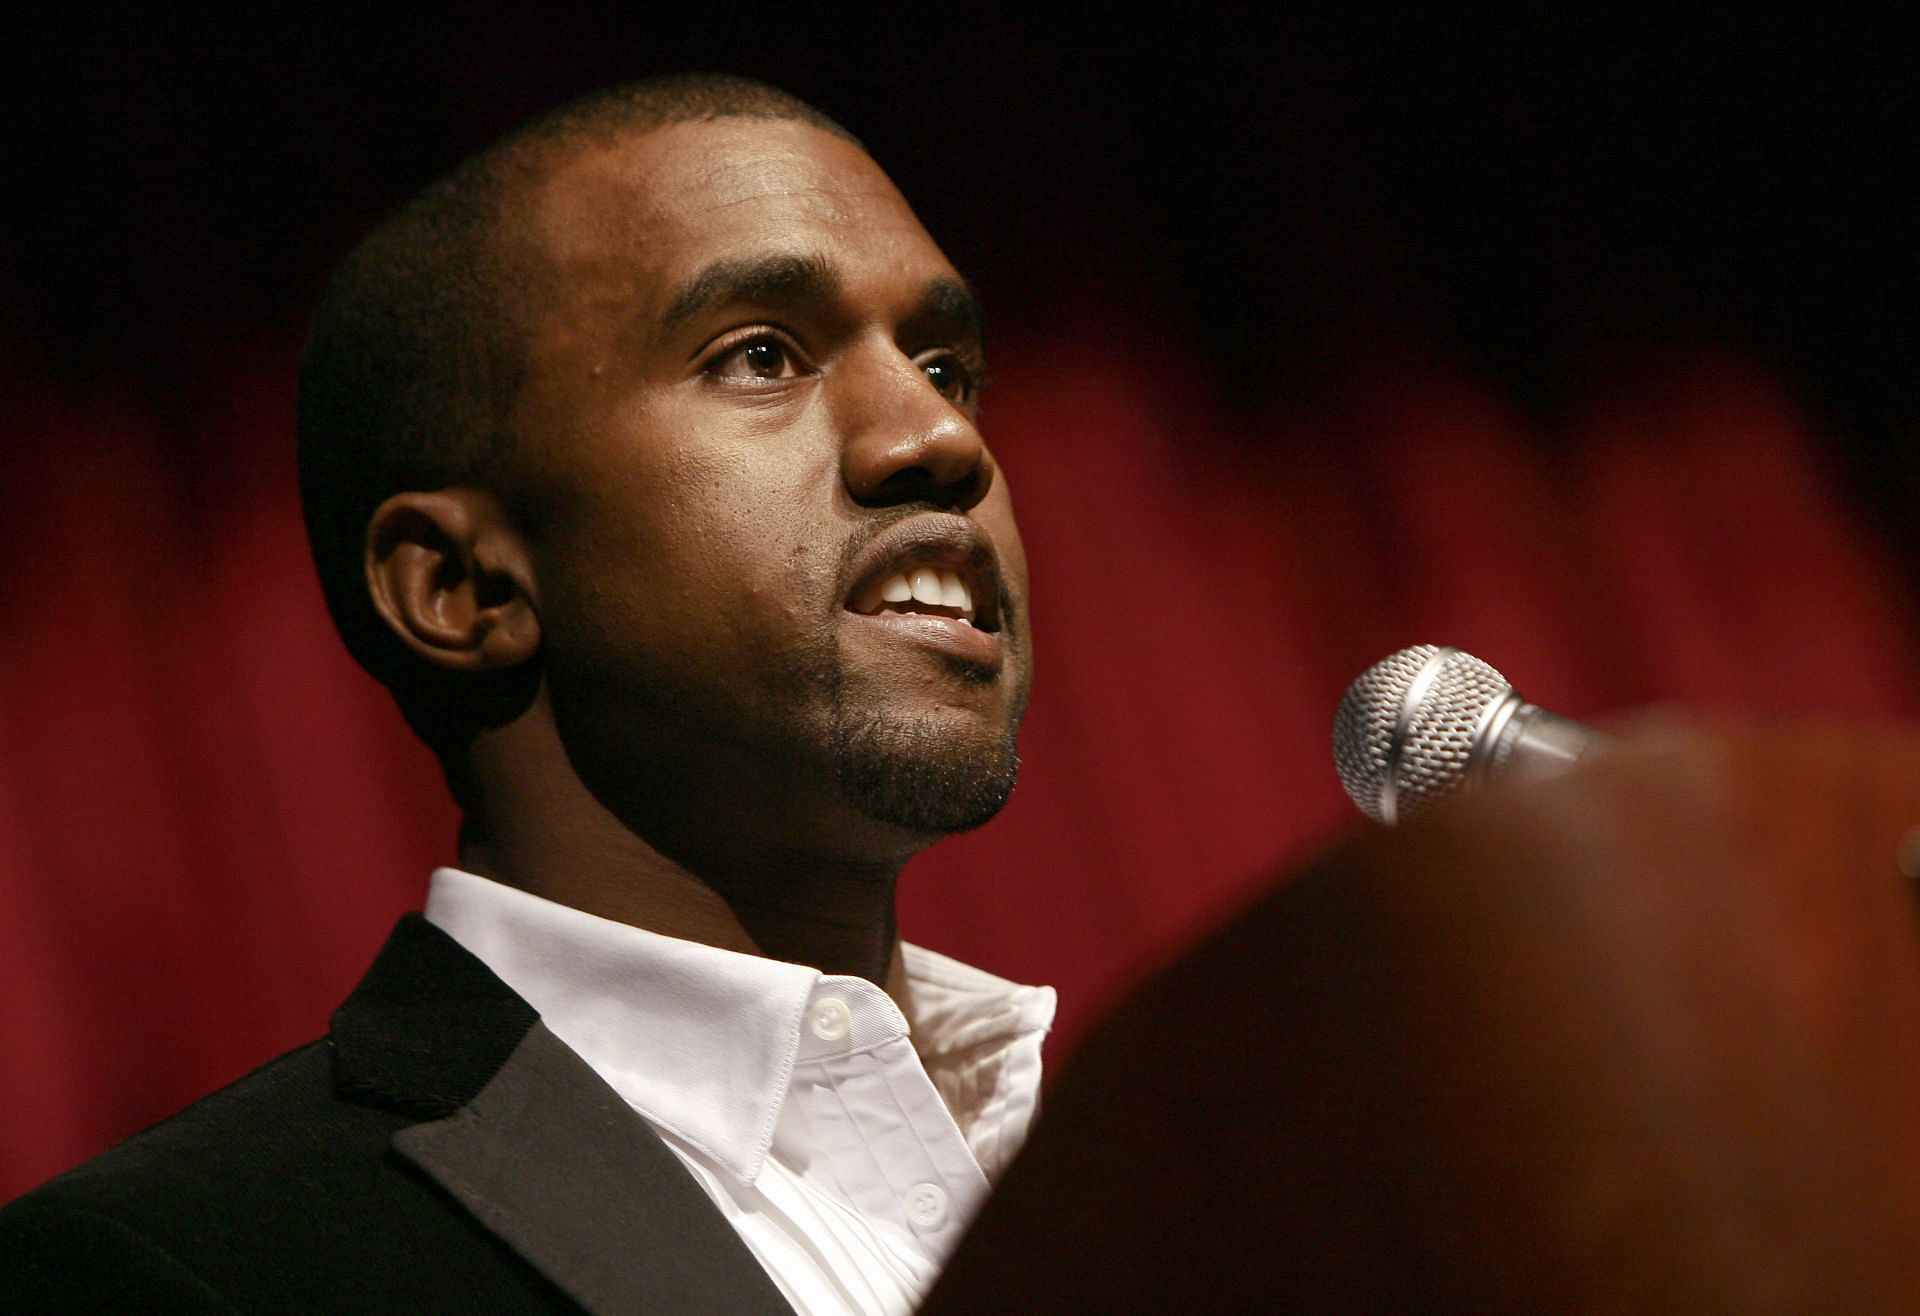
[364,488,539,672]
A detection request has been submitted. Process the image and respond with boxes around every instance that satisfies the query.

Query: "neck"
[451,708,913,987]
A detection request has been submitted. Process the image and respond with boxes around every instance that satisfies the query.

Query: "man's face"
[499,118,1031,866]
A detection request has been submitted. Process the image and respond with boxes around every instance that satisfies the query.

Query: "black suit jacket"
[0,915,796,1314]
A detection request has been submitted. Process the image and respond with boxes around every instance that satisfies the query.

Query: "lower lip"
[845,611,1005,670]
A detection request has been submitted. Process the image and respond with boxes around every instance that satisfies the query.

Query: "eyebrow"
[654,253,985,347]
[917,275,985,345]
[657,253,842,342]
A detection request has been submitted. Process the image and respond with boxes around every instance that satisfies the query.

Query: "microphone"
[1333,645,1599,825]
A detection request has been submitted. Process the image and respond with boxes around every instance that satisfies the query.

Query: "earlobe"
[365,489,539,672]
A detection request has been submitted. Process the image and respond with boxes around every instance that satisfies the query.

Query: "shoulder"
[0,1040,340,1311]
[0,1194,238,1312]
[0,918,592,1311]
[0,1032,582,1312]
[0,1038,409,1311]
[7,1038,382,1210]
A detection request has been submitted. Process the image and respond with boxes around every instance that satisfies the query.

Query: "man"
[0,74,1049,1314]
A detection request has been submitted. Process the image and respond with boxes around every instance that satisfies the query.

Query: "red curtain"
[3,329,1916,1200]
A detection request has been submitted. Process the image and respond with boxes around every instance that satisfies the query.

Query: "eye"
[708,335,803,381]
[920,353,979,404]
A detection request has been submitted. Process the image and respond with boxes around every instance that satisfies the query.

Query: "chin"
[829,710,1022,836]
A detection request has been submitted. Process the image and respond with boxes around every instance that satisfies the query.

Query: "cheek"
[524,377,855,658]
[647,414,847,640]
[978,491,1031,615]
[539,463,838,670]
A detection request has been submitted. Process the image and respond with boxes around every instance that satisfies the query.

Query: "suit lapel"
[333,915,793,1316]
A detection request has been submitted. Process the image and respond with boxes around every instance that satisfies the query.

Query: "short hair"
[296,73,857,745]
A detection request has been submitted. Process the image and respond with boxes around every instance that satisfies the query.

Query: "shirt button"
[810,997,851,1041]
[906,1181,949,1229]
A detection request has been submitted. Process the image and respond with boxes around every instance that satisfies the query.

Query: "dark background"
[3,7,1917,1198]
[10,10,1917,481]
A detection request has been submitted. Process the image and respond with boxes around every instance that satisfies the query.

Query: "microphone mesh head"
[1333,645,1511,822]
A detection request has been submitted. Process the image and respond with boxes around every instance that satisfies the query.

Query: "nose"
[837,345,993,510]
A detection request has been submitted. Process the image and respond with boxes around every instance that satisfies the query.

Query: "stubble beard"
[808,637,1028,835]
[829,699,1025,835]
[772,594,1029,836]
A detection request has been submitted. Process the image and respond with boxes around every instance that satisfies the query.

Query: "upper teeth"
[868,567,974,619]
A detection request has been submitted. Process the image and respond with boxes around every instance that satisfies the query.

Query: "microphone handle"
[1478,697,1597,785]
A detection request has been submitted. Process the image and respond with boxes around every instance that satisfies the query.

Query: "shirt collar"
[425,866,815,1184]
[898,941,1058,1061]
[421,867,1054,1186]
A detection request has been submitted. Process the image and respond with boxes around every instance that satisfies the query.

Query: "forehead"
[526,118,953,317]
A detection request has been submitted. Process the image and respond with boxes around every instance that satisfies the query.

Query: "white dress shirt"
[423,867,1055,1316]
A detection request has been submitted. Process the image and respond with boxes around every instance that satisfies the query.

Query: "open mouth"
[849,563,985,627]
[843,519,1005,635]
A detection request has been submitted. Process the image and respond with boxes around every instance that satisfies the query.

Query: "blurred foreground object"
[927,723,1920,1312]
